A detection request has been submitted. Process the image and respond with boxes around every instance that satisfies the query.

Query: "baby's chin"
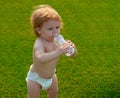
[47,38,54,42]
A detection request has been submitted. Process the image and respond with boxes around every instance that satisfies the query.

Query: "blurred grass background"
[0,0,120,97]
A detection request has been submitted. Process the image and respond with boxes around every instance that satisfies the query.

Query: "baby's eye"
[48,28,53,30]
[56,26,60,29]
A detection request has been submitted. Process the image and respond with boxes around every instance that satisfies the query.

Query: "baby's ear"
[36,27,41,34]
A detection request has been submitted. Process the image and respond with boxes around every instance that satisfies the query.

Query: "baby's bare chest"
[44,43,58,52]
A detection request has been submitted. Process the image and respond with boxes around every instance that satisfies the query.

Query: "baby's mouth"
[49,36,54,41]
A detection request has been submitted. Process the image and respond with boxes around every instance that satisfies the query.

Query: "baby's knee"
[53,88,58,95]
[48,88,58,96]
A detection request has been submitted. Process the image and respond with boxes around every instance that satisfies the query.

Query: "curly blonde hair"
[31,4,63,37]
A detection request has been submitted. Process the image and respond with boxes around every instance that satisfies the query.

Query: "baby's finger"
[66,39,71,43]
[66,40,73,44]
[66,40,74,47]
[62,43,70,48]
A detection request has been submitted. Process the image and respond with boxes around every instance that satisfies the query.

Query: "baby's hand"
[66,39,77,57]
[56,42,70,55]
[66,40,75,48]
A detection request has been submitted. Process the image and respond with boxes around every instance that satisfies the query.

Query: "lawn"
[0,0,120,97]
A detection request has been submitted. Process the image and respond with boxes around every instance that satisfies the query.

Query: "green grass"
[0,0,120,97]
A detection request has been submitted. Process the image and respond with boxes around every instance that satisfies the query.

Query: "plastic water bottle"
[54,34,75,56]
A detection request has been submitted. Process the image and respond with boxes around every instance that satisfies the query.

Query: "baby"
[26,4,77,98]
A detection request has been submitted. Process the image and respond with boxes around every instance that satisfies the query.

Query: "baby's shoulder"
[34,38,44,48]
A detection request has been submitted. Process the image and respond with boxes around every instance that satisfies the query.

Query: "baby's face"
[39,19,61,42]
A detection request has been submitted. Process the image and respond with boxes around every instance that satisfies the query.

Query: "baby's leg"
[26,80,42,98]
[47,74,58,98]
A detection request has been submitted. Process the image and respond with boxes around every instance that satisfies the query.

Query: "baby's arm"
[34,40,70,63]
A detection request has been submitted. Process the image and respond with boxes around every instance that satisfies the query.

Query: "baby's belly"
[31,56,58,78]
[31,61,57,78]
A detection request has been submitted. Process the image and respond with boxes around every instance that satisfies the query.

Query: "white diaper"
[26,71,53,90]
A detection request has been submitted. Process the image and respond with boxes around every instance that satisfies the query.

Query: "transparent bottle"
[54,34,75,56]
